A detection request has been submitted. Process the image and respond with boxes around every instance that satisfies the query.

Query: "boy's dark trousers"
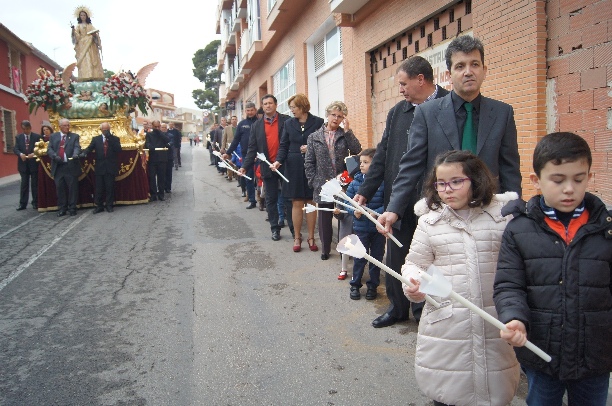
[350,229,384,289]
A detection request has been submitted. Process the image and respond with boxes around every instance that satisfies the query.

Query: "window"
[273,58,296,115]
[313,26,343,73]
[247,0,261,47]
[2,108,16,153]
[8,48,22,93]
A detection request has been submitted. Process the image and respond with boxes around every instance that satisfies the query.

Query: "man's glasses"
[433,177,471,192]
[329,113,345,120]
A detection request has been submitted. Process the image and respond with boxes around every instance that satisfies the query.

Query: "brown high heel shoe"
[307,237,318,252]
[293,236,302,252]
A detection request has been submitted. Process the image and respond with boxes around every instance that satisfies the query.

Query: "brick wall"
[238,0,332,108]
[233,0,607,201]
[341,0,451,148]
[547,0,612,203]
[342,0,548,198]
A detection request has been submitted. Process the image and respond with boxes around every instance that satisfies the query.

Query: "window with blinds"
[314,27,342,73]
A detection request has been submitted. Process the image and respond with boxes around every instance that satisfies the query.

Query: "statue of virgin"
[71,6,104,82]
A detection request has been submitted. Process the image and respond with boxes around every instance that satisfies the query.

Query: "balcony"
[242,24,263,70]
[329,0,371,14]
[219,83,227,105]
[216,46,225,72]
[268,0,311,31]
[232,17,242,32]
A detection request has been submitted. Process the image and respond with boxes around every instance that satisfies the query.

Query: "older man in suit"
[14,120,41,210]
[46,118,82,216]
[81,122,122,213]
[221,115,237,180]
[354,56,449,328]
[380,36,522,235]
[239,94,290,241]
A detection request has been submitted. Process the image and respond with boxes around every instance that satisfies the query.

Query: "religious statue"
[71,6,104,82]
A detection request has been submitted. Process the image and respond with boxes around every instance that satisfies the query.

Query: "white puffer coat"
[402,193,520,406]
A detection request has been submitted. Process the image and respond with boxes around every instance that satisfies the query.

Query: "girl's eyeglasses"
[433,177,471,192]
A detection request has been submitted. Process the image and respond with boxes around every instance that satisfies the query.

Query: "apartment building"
[216,0,611,200]
[0,24,62,178]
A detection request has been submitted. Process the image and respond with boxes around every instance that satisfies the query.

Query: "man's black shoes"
[246,202,257,209]
[372,313,407,328]
[271,230,281,241]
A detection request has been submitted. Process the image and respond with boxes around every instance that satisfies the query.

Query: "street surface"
[1,144,535,405]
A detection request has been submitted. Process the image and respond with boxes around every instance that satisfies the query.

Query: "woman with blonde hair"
[304,101,361,260]
[273,94,324,252]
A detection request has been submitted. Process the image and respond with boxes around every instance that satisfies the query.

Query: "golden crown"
[74,6,93,19]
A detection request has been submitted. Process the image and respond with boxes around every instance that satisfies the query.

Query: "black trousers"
[263,177,280,233]
[317,202,334,256]
[148,161,166,197]
[384,220,424,321]
[94,173,115,207]
[165,156,173,191]
[54,164,78,212]
[19,169,38,207]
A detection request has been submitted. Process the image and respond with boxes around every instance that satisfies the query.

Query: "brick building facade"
[217,0,611,201]
[0,24,61,178]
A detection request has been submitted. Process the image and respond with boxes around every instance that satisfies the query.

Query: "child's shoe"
[338,270,348,280]
[365,287,377,300]
[350,286,361,300]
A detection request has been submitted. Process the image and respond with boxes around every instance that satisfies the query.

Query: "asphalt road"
[0,144,537,405]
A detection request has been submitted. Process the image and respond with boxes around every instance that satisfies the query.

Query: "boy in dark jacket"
[493,132,612,405]
[345,148,385,301]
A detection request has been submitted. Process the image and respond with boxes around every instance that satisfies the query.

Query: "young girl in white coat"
[402,150,520,406]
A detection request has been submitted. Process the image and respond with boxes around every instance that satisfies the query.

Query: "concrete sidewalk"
[0,174,19,188]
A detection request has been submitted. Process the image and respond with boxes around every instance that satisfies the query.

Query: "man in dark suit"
[145,120,170,202]
[214,117,226,174]
[354,56,449,328]
[13,120,41,210]
[239,94,290,241]
[167,122,182,168]
[81,122,122,213]
[380,36,522,234]
[161,123,173,193]
[46,118,82,216]
[224,102,258,209]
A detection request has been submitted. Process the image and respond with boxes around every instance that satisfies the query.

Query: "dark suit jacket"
[13,132,41,173]
[47,131,82,177]
[145,129,170,162]
[386,91,522,218]
[358,85,449,228]
[83,134,122,175]
[167,128,182,148]
[242,113,290,179]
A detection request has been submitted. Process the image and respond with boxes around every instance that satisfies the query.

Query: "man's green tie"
[462,102,477,153]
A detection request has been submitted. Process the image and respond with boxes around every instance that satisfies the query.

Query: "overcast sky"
[2,1,220,110]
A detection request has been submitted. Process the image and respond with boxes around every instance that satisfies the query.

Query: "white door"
[316,63,344,119]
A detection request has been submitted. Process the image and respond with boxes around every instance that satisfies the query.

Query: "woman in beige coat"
[402,150,520,406]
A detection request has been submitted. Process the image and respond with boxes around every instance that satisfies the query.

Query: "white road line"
[0,213,46,239]
[0,212,90,293]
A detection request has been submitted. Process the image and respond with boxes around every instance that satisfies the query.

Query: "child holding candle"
[401,150,520,406]
[494,132,612,406]
[332,169,355,281]
[344,149,385,299]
